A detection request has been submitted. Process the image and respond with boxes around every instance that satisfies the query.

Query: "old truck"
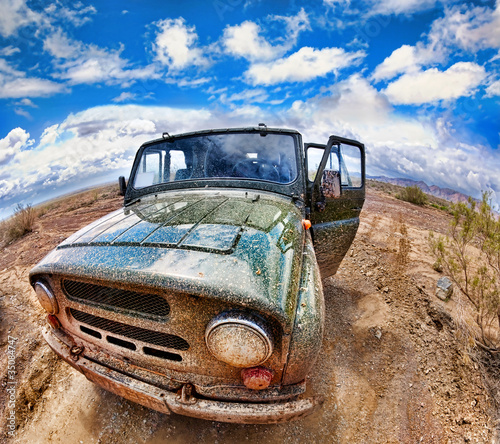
[29,125,365,423]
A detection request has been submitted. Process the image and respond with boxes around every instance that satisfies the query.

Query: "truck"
[29,125,365,423]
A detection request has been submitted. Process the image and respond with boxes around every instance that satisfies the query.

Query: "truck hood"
[30,190,305,330]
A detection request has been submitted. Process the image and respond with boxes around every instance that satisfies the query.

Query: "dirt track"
[1,187,498,443]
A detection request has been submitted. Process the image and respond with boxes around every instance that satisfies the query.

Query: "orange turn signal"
[47,314,61,330]
[302,219,312,230]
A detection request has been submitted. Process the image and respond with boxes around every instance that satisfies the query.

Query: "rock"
[436,277,453,301]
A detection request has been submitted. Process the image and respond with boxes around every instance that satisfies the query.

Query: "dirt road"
[1,187,498,443]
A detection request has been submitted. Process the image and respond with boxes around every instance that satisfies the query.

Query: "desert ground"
[1,185,498,443]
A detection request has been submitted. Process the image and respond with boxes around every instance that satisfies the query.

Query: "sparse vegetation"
[431,203,449,212]
[430,193,500,353]
[0,203,36,246]
[396,185,428,206]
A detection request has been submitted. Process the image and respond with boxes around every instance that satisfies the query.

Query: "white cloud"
[288,74,429,144]
[383,62,486,105]
[0,0,42,37]
[173,77,211,88]
[43,2,96,27]
[0,0,96,38]
[1,94,500,216]
[366,0,439,16]
[0,127,31,164]
[286,74,500,204]
[486,79,500,97]
[112,92,137,103]
[0,105,224,207]
[0,59,65,98]
[372,45,418,81]
[372,3,500,84]
[152,18,208,70]
[226,88,269,103]
[372,43,444,81]
[43,28,79,59]
[16,98,37,107]
[39,124,60,146]
[44,29,159,86]
[428,3,500,52]
[222,9,310,62]
[0,45,21,57]
[14,107,32,119]
[223,21,280,62]
[245,46,365,85]
[0,77,64,98]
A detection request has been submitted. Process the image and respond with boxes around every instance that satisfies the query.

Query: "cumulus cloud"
[486,79,500,97]
[285,74,500,202]
[372,3,500,84]
[1,92,500,216]
[222,9,310,62]
[0,0,96,38]
[0,0,42,37]
[383,62,486,105]
[43,2,96,27]
[44,29,159,87]
[0,105,225,209]
[372,43,444,81]
[0,58,65,98]
[366,0,439,16]
[245,46,365,85]
[112,92,137,103]
[428,3,500,52]
[152,18,208,70]
[0,127,32,164]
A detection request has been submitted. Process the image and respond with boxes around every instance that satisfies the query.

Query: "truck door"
[305,136,365,278]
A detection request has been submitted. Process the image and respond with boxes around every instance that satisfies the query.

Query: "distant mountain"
[368,176,476,204]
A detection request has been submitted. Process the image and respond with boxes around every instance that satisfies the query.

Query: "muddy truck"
[29,125,365,424]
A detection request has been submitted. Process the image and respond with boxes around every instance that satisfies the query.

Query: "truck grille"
[70,308,189,351]
[62,279,170,321]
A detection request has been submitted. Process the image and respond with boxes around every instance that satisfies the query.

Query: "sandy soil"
[0,187,498,443]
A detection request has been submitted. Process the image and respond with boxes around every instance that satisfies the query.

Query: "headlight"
[205,312,273,368]
[34,281,59,314]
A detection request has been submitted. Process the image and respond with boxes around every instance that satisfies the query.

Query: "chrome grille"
[70,308,189,351]
[62,279,170,321]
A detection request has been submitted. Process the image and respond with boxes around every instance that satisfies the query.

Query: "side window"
[134,152,162,188]
[307,147,339,182]
[339,144,362,188]
[306,146,340,182]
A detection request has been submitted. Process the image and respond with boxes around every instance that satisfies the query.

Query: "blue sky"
[0,0,499,219]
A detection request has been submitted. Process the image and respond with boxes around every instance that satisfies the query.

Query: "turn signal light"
[47,314,61,330]
[241,366,274,390]
[302,219,312,230]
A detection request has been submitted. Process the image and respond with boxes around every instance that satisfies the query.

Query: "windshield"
[133,132,298,189]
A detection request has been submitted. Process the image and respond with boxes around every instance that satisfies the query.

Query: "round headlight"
[34,281,58,314]
[205,312,273,368]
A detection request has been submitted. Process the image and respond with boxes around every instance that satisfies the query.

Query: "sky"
[0,0,499,219]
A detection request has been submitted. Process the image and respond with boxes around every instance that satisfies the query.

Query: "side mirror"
[118,176,127,196]
[321,170,341,198]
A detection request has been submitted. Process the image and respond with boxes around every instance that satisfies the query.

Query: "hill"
[369,175,477,204]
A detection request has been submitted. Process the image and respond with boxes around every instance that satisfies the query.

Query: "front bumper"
[43,328,324,424]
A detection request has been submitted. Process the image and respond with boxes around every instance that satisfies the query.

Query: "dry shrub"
[0,203,36,246]
[430,193,500,353]
[397,185,428,206]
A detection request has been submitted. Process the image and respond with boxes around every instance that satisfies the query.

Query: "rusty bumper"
[43,328,324,424]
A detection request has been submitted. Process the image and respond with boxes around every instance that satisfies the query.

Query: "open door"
[305,136,365,278]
